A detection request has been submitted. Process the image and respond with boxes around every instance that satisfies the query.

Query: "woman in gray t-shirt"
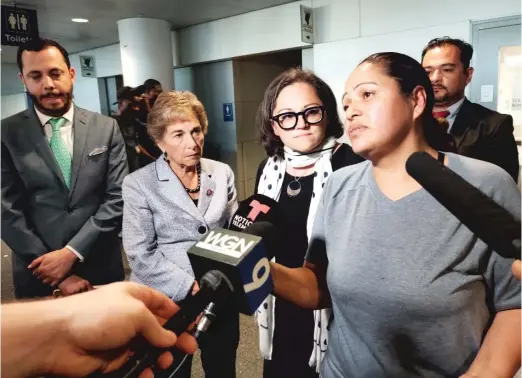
[269,52,521,378]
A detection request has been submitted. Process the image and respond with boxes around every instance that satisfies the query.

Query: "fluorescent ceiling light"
[71,18,89,23]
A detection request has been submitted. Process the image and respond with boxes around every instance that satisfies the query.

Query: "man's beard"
[433,87,450,105]
[434,93,450,104]
[28,91,73,117]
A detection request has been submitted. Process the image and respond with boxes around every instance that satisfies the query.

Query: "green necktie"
[49,117,72,187]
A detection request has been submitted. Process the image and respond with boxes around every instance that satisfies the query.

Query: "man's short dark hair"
[117,86,133,101]
[143,78,161,91]
[132,85,147,97]
[421,37,474,70]
[17,38,71,73]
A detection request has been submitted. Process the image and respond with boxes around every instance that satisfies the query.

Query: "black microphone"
[87,270,233,378]
[188,222,275,315]
[98,222,276,378]
[229,194,280,232]
[405,151,521,259]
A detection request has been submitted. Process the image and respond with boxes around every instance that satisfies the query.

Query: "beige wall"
[233,51,301,200]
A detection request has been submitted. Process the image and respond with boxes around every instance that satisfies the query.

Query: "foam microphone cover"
[406,151,520,259]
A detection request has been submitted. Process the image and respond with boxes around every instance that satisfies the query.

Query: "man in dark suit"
[422,37,519,182]
[1,38,128,298]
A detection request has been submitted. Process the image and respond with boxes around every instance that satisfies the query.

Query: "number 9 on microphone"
[188,227,274,315]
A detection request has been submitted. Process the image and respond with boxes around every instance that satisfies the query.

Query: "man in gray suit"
[1,38,128,298]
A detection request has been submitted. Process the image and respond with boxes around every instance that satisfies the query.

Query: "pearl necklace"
[184,164,201,193]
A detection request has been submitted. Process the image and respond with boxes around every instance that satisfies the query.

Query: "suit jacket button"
[198,226,207,234]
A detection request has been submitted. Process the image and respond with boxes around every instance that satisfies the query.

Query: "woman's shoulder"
[200,158,234,177]
[328,160,371,192]
[122,163,159,201]
[123,161,156,186]
[447,153,519,201]
[447,153,515,189]
[447,152,520,217]
[332,142,365,171]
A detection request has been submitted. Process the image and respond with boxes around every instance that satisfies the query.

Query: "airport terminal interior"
[1,0,521,377]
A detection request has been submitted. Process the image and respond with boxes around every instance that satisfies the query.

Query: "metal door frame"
[469,15,522,98]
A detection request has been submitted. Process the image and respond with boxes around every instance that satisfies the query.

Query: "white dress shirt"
[35,105,75,155]
[446,96,466,132]
[35,106,84,262]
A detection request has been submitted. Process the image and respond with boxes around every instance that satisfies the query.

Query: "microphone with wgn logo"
[188,221,276,315]
[90,217,277,378]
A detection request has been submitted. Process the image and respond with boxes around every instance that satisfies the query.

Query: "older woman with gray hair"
[122,91,239,378]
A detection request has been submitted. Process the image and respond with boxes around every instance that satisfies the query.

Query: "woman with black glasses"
[254,68,364,378]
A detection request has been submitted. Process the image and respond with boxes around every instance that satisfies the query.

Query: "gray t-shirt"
[306,153,521,378]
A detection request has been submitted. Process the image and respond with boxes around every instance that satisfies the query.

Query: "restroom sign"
[1,6,39,46]
[223,103,234,122]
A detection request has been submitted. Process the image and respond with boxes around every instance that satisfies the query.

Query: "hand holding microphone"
[100,195,279,378]
[191,281,200,296]
[119,219,277,377]
[1,282,197,378]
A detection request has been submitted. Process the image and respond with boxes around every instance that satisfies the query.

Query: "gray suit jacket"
[122,157,238,301]
[1,106,128,298]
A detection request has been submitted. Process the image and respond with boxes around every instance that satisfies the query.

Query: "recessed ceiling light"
[71,18,89,23]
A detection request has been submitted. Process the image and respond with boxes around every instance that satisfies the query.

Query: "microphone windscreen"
[406,151,520,259]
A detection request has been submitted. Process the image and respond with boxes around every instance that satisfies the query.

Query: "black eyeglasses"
[271,106,325,130]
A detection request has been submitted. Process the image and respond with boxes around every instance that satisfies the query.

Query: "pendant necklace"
[287,175,303,197]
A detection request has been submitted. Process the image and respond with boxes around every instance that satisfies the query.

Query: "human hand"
[511,260,521,280]
[459,361,514,378]
[28,248,77,286]
[459,371,504,378]
[58,275,93,296]
[191,281,200,296]
[42,282,198,377]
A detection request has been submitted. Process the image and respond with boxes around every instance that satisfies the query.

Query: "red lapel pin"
[207,189,213,196]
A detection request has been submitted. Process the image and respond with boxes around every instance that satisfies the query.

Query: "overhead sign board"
[1,6,39,46]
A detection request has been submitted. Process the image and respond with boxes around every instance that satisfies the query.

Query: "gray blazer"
[1,106,128,298]
[122,157,238,301]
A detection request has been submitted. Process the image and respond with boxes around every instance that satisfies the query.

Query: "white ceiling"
[1,0,297,63]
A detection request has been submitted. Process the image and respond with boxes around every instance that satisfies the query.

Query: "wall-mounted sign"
[80,55,96,77]
[223,103,234,122]
[1,6,39,46]
[300,5,314,44]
